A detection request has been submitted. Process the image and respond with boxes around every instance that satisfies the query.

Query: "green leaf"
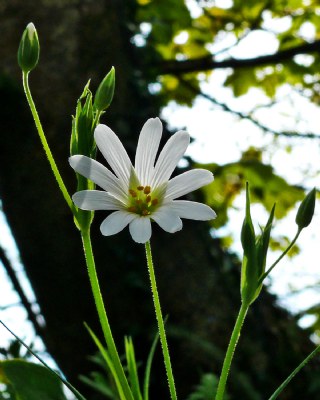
[0,360,67,400]
[85,324,129,400]
[143,330,160,400]
[187,373,222,400]
[124,337,143,400]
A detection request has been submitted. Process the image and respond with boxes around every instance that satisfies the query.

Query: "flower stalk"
[215,302,249,400]
[145,241,177,400]
[22,71,76,216]
[81,228,133,400]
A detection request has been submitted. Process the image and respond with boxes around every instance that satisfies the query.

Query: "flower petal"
[100,211,137,236]
[168,200,217,220]
[135,118,162,186]
[72,190,124,210]
[165,169,214,200]
[129,217,152,243]
[152,130,190,188]
[69,155,127,202]
[94,124,132,186]
[152,207,182,233]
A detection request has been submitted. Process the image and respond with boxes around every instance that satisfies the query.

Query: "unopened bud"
[295,188,316,230]
[240,183,258,305]
[18,23,40,73]
[94,67,115,111]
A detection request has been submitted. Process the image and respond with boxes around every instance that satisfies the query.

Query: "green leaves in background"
[0,360,67,400]
[186,373,227,400]
[198,147,304,229]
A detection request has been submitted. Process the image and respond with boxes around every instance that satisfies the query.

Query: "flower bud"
[18,23,40,73]
[295,188,316,230]
[93,67,115,111]
[240,183,258,305]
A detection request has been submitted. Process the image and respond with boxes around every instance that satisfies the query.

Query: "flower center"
[127,185,159,216]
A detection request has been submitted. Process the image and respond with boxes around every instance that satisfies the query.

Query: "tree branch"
[180,79,320,139]
[157,40,320,75]
[0,245,45,338]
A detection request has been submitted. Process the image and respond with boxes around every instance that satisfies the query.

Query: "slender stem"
[93,110,102,127]
[145,241,177,400]
[22,72,76,215]
[215,302,249,400]
[81,229,133,400]
[258,228,301,285]
[268,344,320,400]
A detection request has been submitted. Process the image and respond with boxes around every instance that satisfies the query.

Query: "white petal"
[100,211,137,236]
[152,207,182,233]
[129,217,152,243]
[135,118,162,186]
[94,124,132,186]
[72,190,123,210]
[168,200,216,220]
[165,169,214,200]
[152,131,190,188]
[69,155,127,202]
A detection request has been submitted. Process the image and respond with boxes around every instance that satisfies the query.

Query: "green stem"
[93,110,102,127]
[258,228,301,285]
[145,241,177,400]
[22,71,76,215]
[215,302,249,400]
[268,344,320,400]
[81,229,133,400]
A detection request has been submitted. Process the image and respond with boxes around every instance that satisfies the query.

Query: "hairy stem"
[215,302,249,400]
[22,71,76,215]
[81,229,133,400]
[145,241,177,400]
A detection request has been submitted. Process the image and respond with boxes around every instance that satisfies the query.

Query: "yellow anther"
[146,195,151,203]
[151,199,158,206]
[144,186,151,194]
[137,185,144,191]
[129,189,137,197]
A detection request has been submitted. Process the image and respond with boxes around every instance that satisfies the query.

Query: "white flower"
[69,117,216,243]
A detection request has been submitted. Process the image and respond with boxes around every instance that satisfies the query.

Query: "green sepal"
[94,67,115,111]
[251,203,275,303]
[240,183,258,305]
[70,81,98,158]
[295,188,316,230]
[18,23,40,73]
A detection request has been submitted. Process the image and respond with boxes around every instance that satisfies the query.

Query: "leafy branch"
[157,39,320,75]
[179,78,320,140]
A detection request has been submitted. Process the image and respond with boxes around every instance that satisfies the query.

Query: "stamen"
[127,185,160,216]
[129,189,137,197]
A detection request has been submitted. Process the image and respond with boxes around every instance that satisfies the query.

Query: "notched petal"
[129,217,152,243]
[100,211,136,236]
[72,190,123,211]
